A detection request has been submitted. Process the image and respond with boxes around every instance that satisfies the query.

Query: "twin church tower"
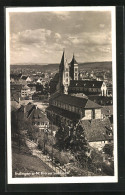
[56,50,79,94]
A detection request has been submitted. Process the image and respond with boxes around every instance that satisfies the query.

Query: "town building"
[46,93,102,125]
[21,85,32,99]
[46,92,113,149]
[50,51,108,96]
[68,80,107,96]
[17,102,49,130]
[46,51,113,150]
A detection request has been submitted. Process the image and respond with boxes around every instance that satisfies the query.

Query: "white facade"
[89,140,110,151]
[63,59,70,94]
[101,82,107,96]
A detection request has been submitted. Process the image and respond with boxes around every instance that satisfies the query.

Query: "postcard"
[6,6,117,184]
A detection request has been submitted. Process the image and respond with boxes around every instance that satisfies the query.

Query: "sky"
[9,10,112,64]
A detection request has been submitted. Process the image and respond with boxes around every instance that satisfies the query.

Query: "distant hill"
[10,61,112,72]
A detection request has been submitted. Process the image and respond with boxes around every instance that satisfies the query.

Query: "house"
[17,102,49,130]
[80,118,113,151]
[46,92,113,149]
[26,76,32,83]
[10,73,22,83]
[11,93,20,109]
[21,75,32,83]
[88,95,113,106]
[27,84,36,95]
[68,80,108,96]
[46,93,103,128]
[21,85,31,98]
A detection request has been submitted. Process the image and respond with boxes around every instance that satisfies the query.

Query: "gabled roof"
[21,76,28,80]
[70,80,103,88]
[22,85,30,90]
[11,93,20,103]
[52,94,101,109]
[28,107,49,121]
[80,118,113,142]
[85,99,102,109]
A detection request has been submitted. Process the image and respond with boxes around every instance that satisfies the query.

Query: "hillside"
[10,61,112,73]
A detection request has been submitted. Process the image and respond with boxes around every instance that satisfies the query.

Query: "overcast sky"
[9,11,112,64]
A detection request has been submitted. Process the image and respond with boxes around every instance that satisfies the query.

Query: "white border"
[6,6,117,184]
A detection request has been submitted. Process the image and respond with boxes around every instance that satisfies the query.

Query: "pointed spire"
[70,53,78,65]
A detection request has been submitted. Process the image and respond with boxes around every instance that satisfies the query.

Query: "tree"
[55,124,69,151]
[103,143,113,157]
[70,124,89,166]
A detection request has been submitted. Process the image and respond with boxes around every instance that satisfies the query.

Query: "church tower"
[56,50,70,94]
[69,54,79,80]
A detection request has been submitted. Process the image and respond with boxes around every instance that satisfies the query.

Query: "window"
[75,68,78,71]
[65,68,68,71]
[65,73,68,77]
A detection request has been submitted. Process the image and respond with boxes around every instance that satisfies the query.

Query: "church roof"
[59,51,65,73]
[69,54,78,65]
[70,80,103,88]
[46,105,80,122]
[52,94,101,109]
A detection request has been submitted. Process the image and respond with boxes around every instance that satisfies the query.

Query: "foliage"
[55,124,70,151]
[55,123,90,168]
[103,143,113,156]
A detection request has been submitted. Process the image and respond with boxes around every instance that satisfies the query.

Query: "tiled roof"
[88,96,113,106]
[80,118,113,142]
[53,94,101,109]
[11,93,20,103]
[102,106,113,115]
[50,92,61,100]
[27,84,36,87]
[70,80,103,88]
[85,99,102,109]
[11,84,22,91]
[22,85,30,90]
[21,76,28,80]
[18,102,49,122]
[46,105,80,122]
[29,107,49,121]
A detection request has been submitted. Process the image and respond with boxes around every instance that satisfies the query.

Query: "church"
[46,51,113,150]
[50,50,108,96]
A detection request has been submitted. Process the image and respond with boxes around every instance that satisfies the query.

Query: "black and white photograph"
[6,6,117,184]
